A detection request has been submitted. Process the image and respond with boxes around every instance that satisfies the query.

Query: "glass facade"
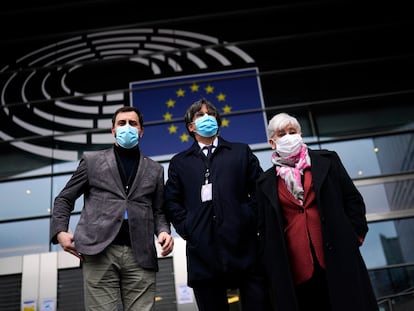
[0,3,413,309]
[1,129,413,263]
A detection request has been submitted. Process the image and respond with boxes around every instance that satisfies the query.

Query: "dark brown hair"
[111,106,144,128]
[184,98,221,138]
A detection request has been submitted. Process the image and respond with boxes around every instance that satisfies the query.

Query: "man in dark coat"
[164,98,269,311]
[256,112,379,311]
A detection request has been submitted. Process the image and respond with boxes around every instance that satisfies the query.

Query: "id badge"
[201,183,212,202]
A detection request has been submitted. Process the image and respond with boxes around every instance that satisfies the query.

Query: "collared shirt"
[198,137,218,156]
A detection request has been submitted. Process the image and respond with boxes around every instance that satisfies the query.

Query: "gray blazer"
[50,147,170,271]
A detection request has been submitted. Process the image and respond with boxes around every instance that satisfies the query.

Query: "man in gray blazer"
[50,106,174,311]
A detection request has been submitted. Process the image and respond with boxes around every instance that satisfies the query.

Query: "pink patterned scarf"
[271,145,311,204]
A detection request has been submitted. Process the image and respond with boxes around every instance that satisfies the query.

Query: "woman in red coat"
[256,112,379,311]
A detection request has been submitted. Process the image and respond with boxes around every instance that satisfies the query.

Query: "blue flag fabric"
[130,68,268,159]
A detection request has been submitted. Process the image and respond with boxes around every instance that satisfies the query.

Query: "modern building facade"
[1,2,413,310]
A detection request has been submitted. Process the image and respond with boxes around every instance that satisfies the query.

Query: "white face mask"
[275,133,303,157]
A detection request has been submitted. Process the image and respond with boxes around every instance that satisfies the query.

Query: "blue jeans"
[82,244,156,311]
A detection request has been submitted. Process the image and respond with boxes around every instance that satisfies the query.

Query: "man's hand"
[57,231,83,260]
[158,231,174,256]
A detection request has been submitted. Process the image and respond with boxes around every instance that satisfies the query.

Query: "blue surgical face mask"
[195,114,218,137]
[116,124,139,149]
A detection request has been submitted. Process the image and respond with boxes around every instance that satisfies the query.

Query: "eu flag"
[130,68,268,159]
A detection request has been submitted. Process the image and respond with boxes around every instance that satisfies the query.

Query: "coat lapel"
[105,148,125,195]
[128,153,146,195]
[260,168,280,214]
[309,150,330,198]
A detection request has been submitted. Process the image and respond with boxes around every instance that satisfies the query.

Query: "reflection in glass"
[361,218,414,269]
[361,219,414,309]
[319,138,381,179]
[52,161,80,174]
[373,134,414,175]
[358,183,390,214]
[0,136,56,179]
[370,264,414,309]
[358,180,414,215]
[255,149,274,171]
[0,219,49,258]
[0,177,52,220]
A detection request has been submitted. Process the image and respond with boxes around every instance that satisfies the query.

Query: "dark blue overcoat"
[165,136,263,287]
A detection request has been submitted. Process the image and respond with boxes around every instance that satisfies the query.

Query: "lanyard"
[200,146,213,184]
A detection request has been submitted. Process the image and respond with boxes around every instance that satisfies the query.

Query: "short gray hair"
[267,112,301,139]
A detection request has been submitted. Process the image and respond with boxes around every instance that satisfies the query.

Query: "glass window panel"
[314,100,414,137]
[254,149,274,171]
[320,133,414,177]
[52,174,83,212]
[357,183,390,214]
[372,133,414,174]
[52,161,80,174]
[4,164,53,179]
[319,138,381,178]
[358,179,414,214]
[0,219,50,258]
[370,264,414,302]
[361,218,414,269]
[0,177,51,220]
[0,137,56,180]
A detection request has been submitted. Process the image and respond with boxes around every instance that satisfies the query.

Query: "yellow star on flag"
[216,93,226,101]
[190,83,199,92]
[166,99,175,108]
[221,118,230,127]
[168,124,178,134]
[222,105,232,114]
[176,88,185,97]
[180,133,190,142]
[131,68,267,157]
[163,112,173,121]
[205,85,214,94]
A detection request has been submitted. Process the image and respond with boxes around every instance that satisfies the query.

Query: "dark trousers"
[192,273,270,311]
[295,262,331,311]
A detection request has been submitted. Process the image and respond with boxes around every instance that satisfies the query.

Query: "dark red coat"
[278,169,326,284]
[256,149,379,311]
